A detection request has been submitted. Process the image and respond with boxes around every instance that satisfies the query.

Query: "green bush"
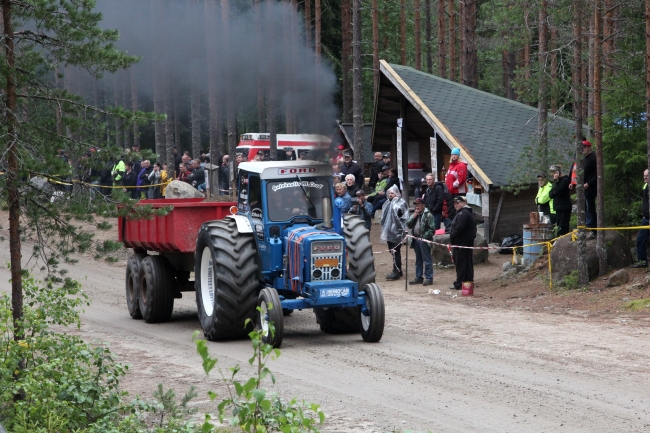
[194,316,325,433]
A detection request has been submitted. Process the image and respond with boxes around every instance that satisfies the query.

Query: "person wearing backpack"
[422,173,445,230]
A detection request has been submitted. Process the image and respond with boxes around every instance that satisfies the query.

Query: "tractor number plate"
[315,258,338,268]
[321,288,350,298]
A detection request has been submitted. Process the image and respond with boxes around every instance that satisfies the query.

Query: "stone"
[607,269,630,287]
[502,262,512,272]
[628,283,644,291]
[166,180,205,199]
[431,232,489,266]
[550,230,633,284]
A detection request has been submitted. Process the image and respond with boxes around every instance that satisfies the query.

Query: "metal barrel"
[522,224,554,265]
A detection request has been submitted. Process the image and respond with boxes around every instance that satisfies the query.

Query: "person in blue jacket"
[334,182,352,213]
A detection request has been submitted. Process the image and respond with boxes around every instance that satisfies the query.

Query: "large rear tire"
[138,255,175,323]
[195,219,259,341]
[257,288,284,348]
[315,215,377,333]
[360,283,385,342]
[125,253,146,319]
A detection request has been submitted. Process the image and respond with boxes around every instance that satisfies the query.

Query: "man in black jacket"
[219,155,230,195]
[339,151,364,188]
[631,170,650,268]
[449,196,476,290]
[422,173,445,230]
[368,152,383,190]
[187,159,205,191]
[582,140,597,237]
[549,164,572,236]
[122,162,139,200]
[138,160,153,191]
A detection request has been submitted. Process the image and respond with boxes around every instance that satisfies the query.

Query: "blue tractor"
[194,160,385,347]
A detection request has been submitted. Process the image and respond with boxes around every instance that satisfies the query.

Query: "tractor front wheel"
[257,288,284,348]
[360,283,385,342]
[194,219,259,341]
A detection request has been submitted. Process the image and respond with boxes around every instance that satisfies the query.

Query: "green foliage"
[625,298,650,311]
[561,270,581,291]
[194,318,325,433]
[0,270,203,432]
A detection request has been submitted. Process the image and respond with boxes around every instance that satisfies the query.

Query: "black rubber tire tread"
[258,288,284,348]
[125,253,146,319]
[360,283,385,342]
[138,255,175,323]
[314,215,377,334]
[194,219,259,341]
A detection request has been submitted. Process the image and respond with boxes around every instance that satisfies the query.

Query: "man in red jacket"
[445,148,468,222]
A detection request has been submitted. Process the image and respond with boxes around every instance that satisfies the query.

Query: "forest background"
[68,0,646,227]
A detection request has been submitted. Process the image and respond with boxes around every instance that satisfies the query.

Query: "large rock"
[431,233,488,266]
[166,180,204,199]
[550,230,632,284]
[607,269,630,287]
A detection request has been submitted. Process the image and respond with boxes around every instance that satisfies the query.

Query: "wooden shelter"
[372,61,576,243]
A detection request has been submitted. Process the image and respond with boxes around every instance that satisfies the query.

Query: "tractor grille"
[310,254,343,281]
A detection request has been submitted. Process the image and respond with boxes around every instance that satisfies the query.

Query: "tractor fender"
[226,214,254,234]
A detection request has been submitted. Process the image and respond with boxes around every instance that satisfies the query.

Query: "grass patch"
[625,298,650,311]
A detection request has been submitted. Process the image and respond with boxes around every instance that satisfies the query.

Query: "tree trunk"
[538,0,549,166]
[438,0,447,78]
[573,0,588,286]
[425,0,432,73]
[342,0,352,122]
[255,0,266,132]
[372,0,379,90]
[550,24,558,112]
[504,50,517,100]
[114,73,123,149]
[588,9,594,123]
[222,0,236,169]
[646,0,650,202]
[352,0,364,164]
[461,0,477,88]
[204,0,219,157]
[122,77,131,149]
[131,69,140,149]
[173,85,180,148]
[284,3,294,133]
[3,0,25,346]
[603,0,615,73]
[163,72,174,166]
[315,0,321,58]
[449,0,457,81]
[415,0,421,70]
[305,0,312,48]
[268,85,277,161]
[594,0,606,276]
[191,84,201,159]
[400,0,407,65]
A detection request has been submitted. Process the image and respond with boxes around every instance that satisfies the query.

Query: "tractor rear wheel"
[138,255,175,323]
[314,215,376,334]
[257,288,284,348]
[125,253,146,319]
[360,283,385,342]
[195,219,259,341]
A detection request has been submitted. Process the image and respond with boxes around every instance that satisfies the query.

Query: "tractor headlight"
[312,269,323,279]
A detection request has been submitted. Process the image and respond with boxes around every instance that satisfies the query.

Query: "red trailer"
[119,198,236,322]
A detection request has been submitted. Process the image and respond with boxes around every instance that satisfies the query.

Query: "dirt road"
[1,235,649,432]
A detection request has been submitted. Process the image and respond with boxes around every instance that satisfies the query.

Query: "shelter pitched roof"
[334,123,374,164]
[377,61,577,188]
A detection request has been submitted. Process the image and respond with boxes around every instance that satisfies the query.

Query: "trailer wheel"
[195,219,259,341]
[360,283,385,342]
[314,215,376,333]
[138,255,175,323]
[125,253,146,319]
[257,288,284,348]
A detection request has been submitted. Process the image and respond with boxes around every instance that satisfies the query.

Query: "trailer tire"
[138,255,175,323]
[125,253,146,319]
[257,288,284,348]
[360,283,385,342]
[195,219,259,341]
[314,215,376,334]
